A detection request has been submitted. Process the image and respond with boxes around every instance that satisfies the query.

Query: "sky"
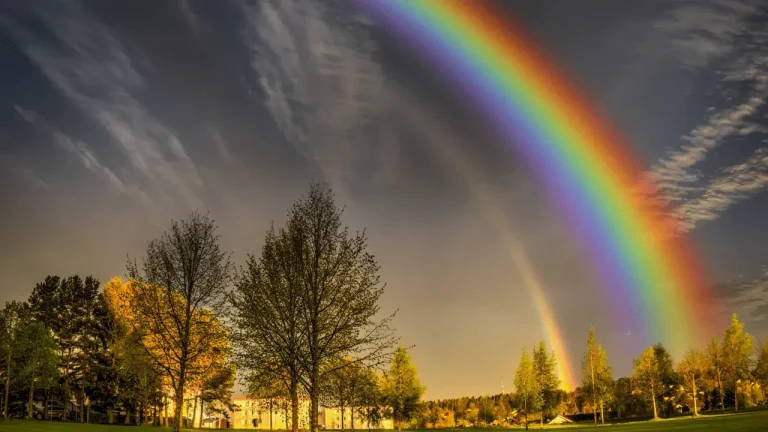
[1,0,767,400]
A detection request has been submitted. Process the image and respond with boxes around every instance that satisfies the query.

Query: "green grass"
[1,411,767,432]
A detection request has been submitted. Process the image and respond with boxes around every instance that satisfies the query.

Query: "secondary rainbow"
[357,1,718,349]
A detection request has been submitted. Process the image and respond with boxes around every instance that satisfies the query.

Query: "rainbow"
[357,1,718,352]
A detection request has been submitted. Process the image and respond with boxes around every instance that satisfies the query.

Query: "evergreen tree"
[513,350,540,430]
[532,341,559,425]
[382,346,425,430]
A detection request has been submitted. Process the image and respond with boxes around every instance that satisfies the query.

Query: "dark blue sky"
[1,0,766,398]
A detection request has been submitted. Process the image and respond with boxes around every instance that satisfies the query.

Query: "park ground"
[1,410,768,432]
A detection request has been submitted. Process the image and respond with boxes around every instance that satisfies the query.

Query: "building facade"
[228,397,393,430]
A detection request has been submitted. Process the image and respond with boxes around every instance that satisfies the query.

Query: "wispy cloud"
[238,0,388,194]
[655,0,760,69]
[649,1,768,232]
[1,0,203,211]
[719,268,768,325]
[14,105,127,194]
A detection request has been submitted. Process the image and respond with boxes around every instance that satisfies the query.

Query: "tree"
[16,321,59,420]
[677,349,707,416]
[356,368,386,432]
[580,327,612,425]
[756,336,768,395]
[322,358,365,430]
[1,301,27,421]
[532,341,559,426]
[633,344,673,419]
[200,363,236,425]
[231,226,306,432]
[127,211,233,432]
[27,275,103,421]
[268,183,397,432]
[514,350,540,430]
[706,338,726,412]
[721,314,753,411]
[381,346,425,430]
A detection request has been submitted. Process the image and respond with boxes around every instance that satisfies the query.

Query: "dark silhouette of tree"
[1,301,27,420]
[127,211,233,432]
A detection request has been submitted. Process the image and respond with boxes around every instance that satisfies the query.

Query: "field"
[1,410,768,432]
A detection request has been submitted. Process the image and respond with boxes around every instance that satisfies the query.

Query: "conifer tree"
[514,350,540,430]
[532,341,559,426]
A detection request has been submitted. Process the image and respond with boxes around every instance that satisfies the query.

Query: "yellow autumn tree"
[103,277,231,426]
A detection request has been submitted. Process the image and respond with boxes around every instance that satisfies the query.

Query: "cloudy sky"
[1,0,767,399]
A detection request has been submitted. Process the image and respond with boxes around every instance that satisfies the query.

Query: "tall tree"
[16,321,59,420]
[273,183,397,432]
[677,349,707,416]
[633,344,674,419]
[580,327,612,425]
[514,350,540,430]
[706,338,726,412]
[321,358,362,430]
[532,341,559,426]
[1,301,27,420]
[231,226,305,432]
[720,313,753,411]
[127,211,233,432]
[27,275,102,420]
[381,346,425,430]
[755,336,768,395]
[356,368,386,432]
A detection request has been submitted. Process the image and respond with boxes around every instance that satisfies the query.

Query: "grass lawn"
[1,411,767,432]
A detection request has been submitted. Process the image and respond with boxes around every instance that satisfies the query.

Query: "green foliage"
[532,341,559,424]
[513,349,541,429]
[580,327,613,424]
[721,314,753,411]
[633,344,674,419]
[382,346,425,430]
[677,349,708,415]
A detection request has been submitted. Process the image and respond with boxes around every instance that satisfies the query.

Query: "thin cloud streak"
[2,0,203,212]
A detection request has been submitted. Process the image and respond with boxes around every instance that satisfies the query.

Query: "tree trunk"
[716,368,724,413]
[351,402,354,430]
[589,349,597,426]
[341,402,346,431]
[311,386,320,432]
[125,408,131,425]
[3,347,11,421]
[174,372,186,432]
[692,376,698,416]
[599,401,604,425]
[651,390,658,419]
[734,381,739,412]
[291,381,300,432]
[192,394,198,428]
[270,398,273,431]
[524,398,528,431]
[199,400,204,428]
[28,378,36,419]
[43,390,49,420]
[87,405,91,424]
[80,385,85,423]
